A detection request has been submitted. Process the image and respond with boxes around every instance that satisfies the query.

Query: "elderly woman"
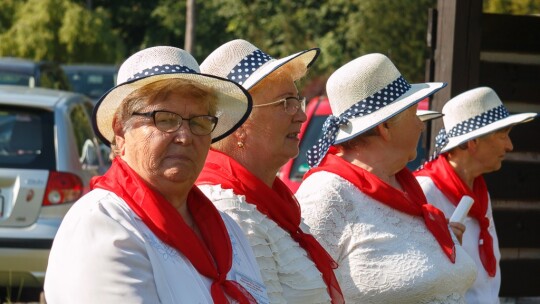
[296,53,477,303]
[44,46,267,304]
[195,39,344,304]
[415,87,537,304]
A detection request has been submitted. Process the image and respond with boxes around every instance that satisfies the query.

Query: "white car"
[0,85,110,288]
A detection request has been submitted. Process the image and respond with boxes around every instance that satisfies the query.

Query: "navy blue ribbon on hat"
[127,64,197,81]
[429,104,510,161]
[421,128,450,166]
[306,76,412,168]
[436,104,510,150]
[226,49,273,85]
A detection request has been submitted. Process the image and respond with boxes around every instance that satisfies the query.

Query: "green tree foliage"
[0,0,23,32]
[0,0,123,63]
[484,0,540,14]
[89,0,161,55]
[4,0,537,85]
[208,0,436,84]
[145,0,235,61]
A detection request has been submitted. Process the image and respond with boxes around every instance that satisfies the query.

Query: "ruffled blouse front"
[199,184,332,304]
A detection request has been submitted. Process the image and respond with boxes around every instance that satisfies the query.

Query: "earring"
[237,141,244,148]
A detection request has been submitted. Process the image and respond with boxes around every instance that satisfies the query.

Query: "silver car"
[0,85,110,288]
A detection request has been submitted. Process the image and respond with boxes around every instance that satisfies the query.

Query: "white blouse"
[44,188,268,304]
[296,171,477,304]
[198,184,332,304]
[416,176,501,304]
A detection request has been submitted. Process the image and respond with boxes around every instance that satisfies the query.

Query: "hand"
[448,221,466,245]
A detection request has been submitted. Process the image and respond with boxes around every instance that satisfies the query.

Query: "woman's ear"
[467,138,479,152]
[235,126,246,141]
[378,122,391,141]
[234,126,247,148]
[112,117,126,156]
[114,135,125,156]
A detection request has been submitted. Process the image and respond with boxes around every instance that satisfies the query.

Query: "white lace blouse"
[296,171,477,304]
[198,184,332,304]
[416,176,501,304]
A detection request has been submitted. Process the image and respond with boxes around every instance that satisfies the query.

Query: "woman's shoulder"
[198,184,274,229]
[198,184,245,208]
[415,175,436,189]
[66,188,134,220]
[299,170,346,187]
[296,170,369,206]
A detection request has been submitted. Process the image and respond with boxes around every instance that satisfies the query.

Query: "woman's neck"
[446,154,481,189]
[227,149,278,187]
[339,148,403,189]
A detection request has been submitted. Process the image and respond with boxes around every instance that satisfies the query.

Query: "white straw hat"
[438,86,537,153]
[200,39,320,90]
[306,53,446,167]
[92,46,252,145]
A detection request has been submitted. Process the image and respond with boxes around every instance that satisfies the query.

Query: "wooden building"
[426,0,540,297]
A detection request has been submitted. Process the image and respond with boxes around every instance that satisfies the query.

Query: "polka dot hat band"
[93,46,252,146]
[127,64,197,81]
[306,76,412,167]
[437,86,537,154]
[436,105,509,150]
[200,39,320,90]
[225,49,273,85]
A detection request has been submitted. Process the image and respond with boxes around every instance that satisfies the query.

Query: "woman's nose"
[173,123,193,144]
[505,136,514,152]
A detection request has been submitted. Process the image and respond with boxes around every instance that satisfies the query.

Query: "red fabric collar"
[197,149,345,304]
[305,152,456,263]
[415,155,496,276]
[91,158,256,304]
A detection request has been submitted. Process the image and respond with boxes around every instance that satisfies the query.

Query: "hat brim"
[440,112,537,152]
[241,48,320,90]
[417,110,444,122]
[335,82,447,144]
[92,72,252,146]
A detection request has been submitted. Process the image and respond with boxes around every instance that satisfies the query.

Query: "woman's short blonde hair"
[249,61,307,96]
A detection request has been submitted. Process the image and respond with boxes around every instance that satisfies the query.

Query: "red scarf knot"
[305,152,457,263]
[479,217,490,230]
[197,149,345,304]
[415,155,497,277]
[93,158,256,304]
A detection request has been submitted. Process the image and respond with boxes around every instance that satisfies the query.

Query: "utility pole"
[185,0,195,52]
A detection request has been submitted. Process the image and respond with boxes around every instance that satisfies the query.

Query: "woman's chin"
[162,167,195,184]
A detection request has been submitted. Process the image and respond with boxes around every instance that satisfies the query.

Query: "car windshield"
[0,71,32,87]
[0,107,55,170]
[64,68,116,100]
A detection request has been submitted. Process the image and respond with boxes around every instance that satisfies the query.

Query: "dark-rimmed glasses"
[131,110,218,136]
[252,96,306,115]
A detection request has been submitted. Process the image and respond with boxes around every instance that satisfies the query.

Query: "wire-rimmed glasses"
[252,96,306,115]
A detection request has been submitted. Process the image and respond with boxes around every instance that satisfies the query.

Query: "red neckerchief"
[414,155,496,276]
[196,149,345,304]
[304,150,456,263]
[91,158,256,304]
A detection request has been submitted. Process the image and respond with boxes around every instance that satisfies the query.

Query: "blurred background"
[1,0,538,97]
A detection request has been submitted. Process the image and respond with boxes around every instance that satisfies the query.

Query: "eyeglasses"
[131,110,218,136]
[252,96,306,115]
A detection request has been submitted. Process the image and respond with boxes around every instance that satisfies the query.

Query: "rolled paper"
[449,195,474,224]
